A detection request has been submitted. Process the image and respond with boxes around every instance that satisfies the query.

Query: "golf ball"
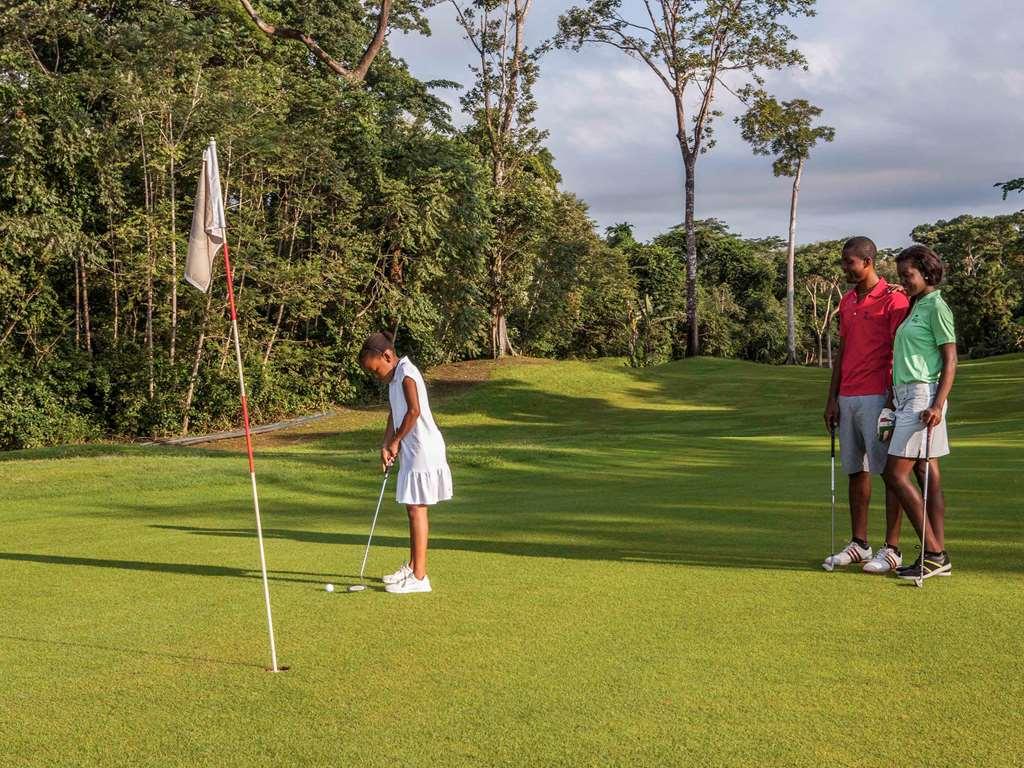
[325,583,335,593]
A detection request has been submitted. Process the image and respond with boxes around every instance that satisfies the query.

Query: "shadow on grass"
[0,551,350,586]
[145,525,815,572]
[0,633,265,670]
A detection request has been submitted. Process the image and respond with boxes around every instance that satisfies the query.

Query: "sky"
[388,1,1024,248]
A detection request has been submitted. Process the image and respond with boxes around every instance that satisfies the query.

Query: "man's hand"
[824,397,840,433]
[920,406,943,429]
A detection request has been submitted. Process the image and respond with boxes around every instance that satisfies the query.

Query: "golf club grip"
[830,426,836,458]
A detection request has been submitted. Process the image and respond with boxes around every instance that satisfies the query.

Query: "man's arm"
[824,338,843,432]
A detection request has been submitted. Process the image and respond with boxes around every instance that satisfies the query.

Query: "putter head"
[348,584,367,593]
[915,578,924,588]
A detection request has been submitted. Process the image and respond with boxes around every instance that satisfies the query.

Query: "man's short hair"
[842,236,877,264]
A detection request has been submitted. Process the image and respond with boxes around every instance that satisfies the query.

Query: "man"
[822,236,910,573]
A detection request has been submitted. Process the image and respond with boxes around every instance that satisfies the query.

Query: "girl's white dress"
[389,357,454,506]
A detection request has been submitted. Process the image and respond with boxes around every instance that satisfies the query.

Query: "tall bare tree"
[452,0,540,357]
[739,93,834,364]
[555,0,815,356]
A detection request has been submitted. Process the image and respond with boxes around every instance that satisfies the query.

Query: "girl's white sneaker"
[382,562,412,585]
[385,573,432,594]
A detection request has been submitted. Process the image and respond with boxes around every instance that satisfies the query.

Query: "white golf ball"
[325,583,335,593]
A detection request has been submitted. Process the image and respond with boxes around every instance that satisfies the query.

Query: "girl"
[882,245,957,581]
[359,331,453,594]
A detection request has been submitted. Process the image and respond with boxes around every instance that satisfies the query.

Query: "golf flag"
[185,139,227,293]
[183,138,281,673]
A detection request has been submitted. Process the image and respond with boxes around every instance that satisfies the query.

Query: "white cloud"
[390,1,1024,246]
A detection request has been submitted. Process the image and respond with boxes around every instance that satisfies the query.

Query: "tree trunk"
[110,216,119,347]
[826,326,833,369]
[182,284,215,435]
[683,153,699,357]
[263,303,284,366]
[785,160,803,365]
[80,252,93,357]
[169,127,178,367]
[491,305,516,359]
[74,257,81,349]
[146,230,154,398]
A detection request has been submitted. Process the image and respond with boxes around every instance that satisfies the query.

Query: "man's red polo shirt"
[838,278,910,397]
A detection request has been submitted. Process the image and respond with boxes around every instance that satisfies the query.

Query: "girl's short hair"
[896,244,945,286]
[359,330,396,361]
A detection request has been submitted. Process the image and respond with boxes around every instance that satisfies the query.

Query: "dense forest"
[2,1,1022,449]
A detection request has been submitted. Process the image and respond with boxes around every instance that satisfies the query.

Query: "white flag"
[185,139,227,293]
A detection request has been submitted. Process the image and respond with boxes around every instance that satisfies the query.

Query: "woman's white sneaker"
[862,544,902,574]
[385,573,432,594]
[382,562,412,585]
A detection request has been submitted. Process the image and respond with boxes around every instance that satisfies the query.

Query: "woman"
[882,244,957,581]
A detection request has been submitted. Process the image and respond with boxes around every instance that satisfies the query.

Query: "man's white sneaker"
[382,562,412,585]
[385,573,432,594]
[862,545,902,574]
[822,540,873,571]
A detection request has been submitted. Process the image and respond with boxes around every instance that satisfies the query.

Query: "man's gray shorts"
[838,394,889,475]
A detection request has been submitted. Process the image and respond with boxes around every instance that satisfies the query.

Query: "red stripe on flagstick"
[222,241,256,475]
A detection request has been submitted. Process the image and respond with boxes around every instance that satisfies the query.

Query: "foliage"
[911,213,1024,357]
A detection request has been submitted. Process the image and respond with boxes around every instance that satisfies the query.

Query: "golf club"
[823,424,837,572]
[830,424,836,568]
[347,460,394,593]
[916,426,933,589]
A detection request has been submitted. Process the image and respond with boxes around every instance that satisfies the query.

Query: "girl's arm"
[381,413,396,470]
[922,343,957,428]
[386,377,421,456]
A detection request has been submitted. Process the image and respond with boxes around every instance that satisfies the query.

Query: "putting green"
[1,355,1021,767]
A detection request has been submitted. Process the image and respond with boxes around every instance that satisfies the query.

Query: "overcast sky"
[389,1,1024,248]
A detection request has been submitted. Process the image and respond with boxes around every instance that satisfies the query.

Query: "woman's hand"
[920,406,943,428]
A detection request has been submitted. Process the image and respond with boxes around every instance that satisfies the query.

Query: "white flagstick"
[223,238,279,671]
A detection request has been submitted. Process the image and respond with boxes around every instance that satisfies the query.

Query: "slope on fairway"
[1,355,1021,767]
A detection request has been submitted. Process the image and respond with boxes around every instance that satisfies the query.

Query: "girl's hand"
[380,446,395,471]
[386,439,401,462]
[920,406,942,428]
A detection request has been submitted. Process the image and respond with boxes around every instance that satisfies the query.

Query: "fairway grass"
[2,355,1022,767]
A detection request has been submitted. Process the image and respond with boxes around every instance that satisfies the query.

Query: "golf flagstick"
[220,239,276,667]
[186,138,280,672]
[916,426,934,589]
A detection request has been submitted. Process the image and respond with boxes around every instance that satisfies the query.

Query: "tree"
[739,93,834,364]
[236,0,395,83]
[911,213,1024,357]
[555,0,815,356]
[451,0,544,357]
[996,177,1024,199]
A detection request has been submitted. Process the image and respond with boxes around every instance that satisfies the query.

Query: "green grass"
[2,355,1022,767]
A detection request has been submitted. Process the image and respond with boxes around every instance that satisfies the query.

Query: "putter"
[830,424,836,566]
[347,461,394,593]
[916,427,933,589]
[824,424,837,572]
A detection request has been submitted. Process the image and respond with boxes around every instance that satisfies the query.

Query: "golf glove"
[877,408,895,442]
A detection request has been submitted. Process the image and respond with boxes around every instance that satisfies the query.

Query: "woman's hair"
[359,330,396,362]
[896,244,945,286]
